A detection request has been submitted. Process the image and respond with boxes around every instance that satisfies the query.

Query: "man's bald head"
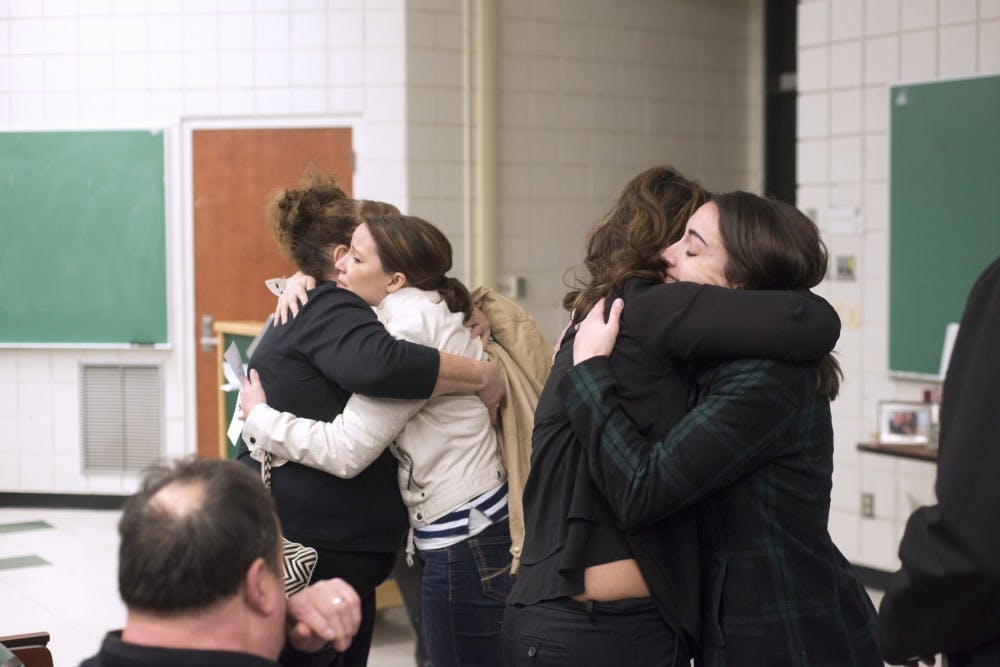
[148,478,206,516]
[117,459,280,615]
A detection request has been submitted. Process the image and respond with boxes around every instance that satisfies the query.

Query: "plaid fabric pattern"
[560,356,881,667]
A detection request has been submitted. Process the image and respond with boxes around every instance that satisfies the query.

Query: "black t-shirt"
[511,280,693,608]
[80,632,278,667]
[239,282,439,554]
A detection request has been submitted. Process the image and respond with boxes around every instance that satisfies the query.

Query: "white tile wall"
[900,29,937,80]
[799,0,829,45]
[833,0,864,40]
[0,0,410,493]
[860,516,901,570]
[939,24,976,75]
[979,19,1000,69]
[828,508,861,561]
[799,0,1000,571]
[830,88,862,134]
[405,0,764,337]
[901,0,937,31]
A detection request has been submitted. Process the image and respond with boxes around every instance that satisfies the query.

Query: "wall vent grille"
[82,365,163,473]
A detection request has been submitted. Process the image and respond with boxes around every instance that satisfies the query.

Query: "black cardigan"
[239,282,439,554]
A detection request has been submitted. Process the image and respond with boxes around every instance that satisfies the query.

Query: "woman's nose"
[661,243,677,266]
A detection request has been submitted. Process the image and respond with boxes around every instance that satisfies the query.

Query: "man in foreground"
[81,458,360,666]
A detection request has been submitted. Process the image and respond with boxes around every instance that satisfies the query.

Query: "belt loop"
[586,599,596,623]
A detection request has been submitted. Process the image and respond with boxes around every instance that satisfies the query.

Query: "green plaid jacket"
[561,356,881,667]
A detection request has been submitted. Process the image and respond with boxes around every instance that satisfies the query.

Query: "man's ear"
[385,272,408,294]
[243,557,282,616]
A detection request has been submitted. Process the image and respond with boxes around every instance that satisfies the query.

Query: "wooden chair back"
[0,631,54,667]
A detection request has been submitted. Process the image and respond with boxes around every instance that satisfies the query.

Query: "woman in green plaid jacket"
[566,192,882,666]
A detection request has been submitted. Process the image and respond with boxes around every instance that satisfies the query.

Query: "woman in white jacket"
[241,213,512,667]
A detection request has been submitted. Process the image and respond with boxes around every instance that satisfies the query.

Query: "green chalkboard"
[0,130,167,345]
[889,75,1000,375]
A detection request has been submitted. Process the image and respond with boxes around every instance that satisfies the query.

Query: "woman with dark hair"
[239,175,502,667]
[241,212,513,667]
[565,191,880,666]
[502,171,844,666]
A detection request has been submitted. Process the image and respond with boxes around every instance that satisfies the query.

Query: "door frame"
[178,114,360,458]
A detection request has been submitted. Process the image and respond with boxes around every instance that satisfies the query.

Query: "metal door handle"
[201,314,217,351]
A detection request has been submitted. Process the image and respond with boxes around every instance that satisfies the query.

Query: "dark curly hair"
[267,171,399,280]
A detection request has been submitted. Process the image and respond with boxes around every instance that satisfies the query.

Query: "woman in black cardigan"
[565,192,881,666]
[240,174,499,667]
[503,172,844,666]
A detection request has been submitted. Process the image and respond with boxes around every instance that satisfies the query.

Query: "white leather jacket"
[243,287,506,528]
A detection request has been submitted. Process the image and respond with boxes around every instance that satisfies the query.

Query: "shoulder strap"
[260,451,272,490]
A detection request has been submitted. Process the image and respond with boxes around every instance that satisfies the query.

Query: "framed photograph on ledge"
[878,401,932,445]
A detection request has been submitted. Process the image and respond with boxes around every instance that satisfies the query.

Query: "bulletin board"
[889,75,1000,376]
[0,130,168,346]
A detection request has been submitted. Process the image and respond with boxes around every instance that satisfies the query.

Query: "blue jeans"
[419,517,513,667]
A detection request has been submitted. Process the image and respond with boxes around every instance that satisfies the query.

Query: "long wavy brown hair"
[563,166,710,320]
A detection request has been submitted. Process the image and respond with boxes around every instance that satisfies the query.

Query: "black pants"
[280,548,396,667]
[947,635,1000,667]
[502,597,688,667]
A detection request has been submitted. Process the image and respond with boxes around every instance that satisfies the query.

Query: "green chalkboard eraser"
[130,340,155,346]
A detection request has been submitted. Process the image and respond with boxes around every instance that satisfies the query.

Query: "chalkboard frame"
[0,129,170,348]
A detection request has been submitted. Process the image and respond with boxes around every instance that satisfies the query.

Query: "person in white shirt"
[241,213,512,667]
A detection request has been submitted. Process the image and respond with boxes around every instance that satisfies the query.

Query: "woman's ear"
[331,244,349,263]
[385,272,408,294]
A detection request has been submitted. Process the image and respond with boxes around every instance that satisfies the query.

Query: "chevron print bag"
[261,451,318,597]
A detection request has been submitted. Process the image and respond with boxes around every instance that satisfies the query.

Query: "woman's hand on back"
[274,271,316,326]
[478,362,504,424]
[464,307,491,345]
[239,369,268,417]
[572,297,624,365]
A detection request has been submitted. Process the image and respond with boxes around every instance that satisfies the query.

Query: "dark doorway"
[765,0,797,205]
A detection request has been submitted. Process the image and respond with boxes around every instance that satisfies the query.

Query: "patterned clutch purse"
[260,451,318,596]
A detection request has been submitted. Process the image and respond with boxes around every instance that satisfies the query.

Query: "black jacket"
[239,282,439,554]
[80,632,277,667]
[877,256,1000,663]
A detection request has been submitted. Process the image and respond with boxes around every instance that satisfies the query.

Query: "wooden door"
[193,128,353,459]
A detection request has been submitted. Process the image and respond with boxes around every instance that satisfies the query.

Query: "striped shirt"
[414,482,509,551]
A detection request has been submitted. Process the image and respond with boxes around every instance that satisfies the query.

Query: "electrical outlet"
[861,493,875,518]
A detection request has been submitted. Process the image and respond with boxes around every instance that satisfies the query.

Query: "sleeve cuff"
[242,403,279,449]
